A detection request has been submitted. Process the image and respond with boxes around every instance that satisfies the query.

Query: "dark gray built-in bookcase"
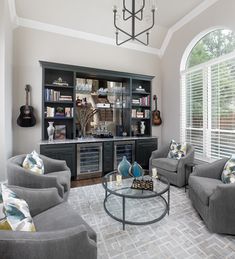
[40,61,154,140]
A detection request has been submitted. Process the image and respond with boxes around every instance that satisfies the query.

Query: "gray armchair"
[0,186,97,259]
[188,158,235,235]
[149,143,195,187]
[7,154,71,201]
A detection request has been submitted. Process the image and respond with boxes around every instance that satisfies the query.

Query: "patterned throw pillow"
[221,155,235,184]
[167,140,187,160]
[0,186,11,230]
[1,184,36,232]
[23,150,44,174]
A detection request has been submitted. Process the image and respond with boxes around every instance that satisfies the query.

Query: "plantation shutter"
[181,52,235,161]
[182,69,204,157]
[210,58,235,159]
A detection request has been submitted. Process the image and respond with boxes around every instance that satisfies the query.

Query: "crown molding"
[18,17,162,56]
[7,0,19,26]
[160,0,220,55]
[8,0,219,57]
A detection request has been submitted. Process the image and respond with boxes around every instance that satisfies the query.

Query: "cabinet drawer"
[40,144,76,178]
[135,138,158,169]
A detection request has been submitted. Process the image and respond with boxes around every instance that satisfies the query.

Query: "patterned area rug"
[68,183,235,259]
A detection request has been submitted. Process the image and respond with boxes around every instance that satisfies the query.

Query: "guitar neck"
[25,84,30,106]
[26,91,29,106]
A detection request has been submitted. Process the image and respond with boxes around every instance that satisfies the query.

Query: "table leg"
[185,165,187,193]
[122,197,125,230]
[168,187,170,215]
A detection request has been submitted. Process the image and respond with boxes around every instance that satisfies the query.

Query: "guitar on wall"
[152,95,162,126]
[17,84,36,127]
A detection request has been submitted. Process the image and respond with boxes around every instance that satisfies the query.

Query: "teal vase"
[129,161,143,177]
[118,156,131,177]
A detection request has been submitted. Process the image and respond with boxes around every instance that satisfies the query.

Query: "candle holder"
[116,174,122,186]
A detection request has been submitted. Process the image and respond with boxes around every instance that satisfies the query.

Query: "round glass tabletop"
[102,171,170,199]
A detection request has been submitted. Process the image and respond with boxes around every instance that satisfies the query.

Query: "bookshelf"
[40,61,153,140]
[131,79,152,136]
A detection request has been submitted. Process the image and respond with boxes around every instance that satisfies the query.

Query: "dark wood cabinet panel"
[40,144,76,178]
[135,138,158,169]
[103,142,114,175]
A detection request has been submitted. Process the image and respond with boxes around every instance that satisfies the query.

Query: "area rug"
[68,184,235,259]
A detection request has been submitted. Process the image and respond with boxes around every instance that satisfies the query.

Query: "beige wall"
[161,0,235,145]
[0,0,13,181]
[13,27,162,155]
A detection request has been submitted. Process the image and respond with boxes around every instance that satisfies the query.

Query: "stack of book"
[59,95,72,101]
[132,99,140,105]
[132,96,150,106]
[131,109,150,119]
[139,96,150,106]
[45,89,60,101]
[45,107,73,118]
[144,110,150,118]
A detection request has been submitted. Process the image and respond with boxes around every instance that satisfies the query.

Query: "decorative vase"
[47,121,55,141]
[129,161,144,178]
[117,156,131,177]
[140,121,145,135]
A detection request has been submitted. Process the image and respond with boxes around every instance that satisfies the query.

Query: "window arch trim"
[180,26,231,72]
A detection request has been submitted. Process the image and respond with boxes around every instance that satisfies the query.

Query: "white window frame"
[181,50,235,162]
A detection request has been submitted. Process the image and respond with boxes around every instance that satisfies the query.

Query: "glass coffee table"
[102,171,170,230]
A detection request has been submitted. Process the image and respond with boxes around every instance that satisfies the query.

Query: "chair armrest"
[209,184,235,233]
[191,158,228,179]
[150,145,170,160]
[7,186,63,217]
[0,225,97,259]
[41,155,69,173]
[177,147,195,170]
[7,165,64,198]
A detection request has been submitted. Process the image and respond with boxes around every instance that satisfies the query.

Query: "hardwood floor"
[71,177,102,188]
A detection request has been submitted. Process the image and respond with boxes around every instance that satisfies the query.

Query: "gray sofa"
[188,158,235,235]
[7,154,71,201]
[149,143,195,187]
[0,186,97,259]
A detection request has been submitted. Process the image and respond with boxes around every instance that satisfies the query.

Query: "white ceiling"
[15,0,205,49]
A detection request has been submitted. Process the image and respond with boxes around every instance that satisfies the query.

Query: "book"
[54,125,66,140]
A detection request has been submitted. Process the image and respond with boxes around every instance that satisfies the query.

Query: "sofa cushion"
[22,151,44,174]
[33,202,96,242]
[152,158,178,172]
[167,140,186,160]
[221,155,235,184]
[189,176,223,205]
[1,184,36,232]
[46,171,70,192]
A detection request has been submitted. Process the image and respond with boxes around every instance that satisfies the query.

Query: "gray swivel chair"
[7,154,71,201]
[0,186,97,259]
[149,143,195,187]
[189,158,235,235]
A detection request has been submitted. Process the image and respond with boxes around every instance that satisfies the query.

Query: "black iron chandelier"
[113,0,156,46]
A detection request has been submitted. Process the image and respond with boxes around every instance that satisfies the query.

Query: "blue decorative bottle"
[118,156,131,177]
[129,161,143,178]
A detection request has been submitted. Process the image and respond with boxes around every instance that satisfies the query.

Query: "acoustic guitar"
[152,95,162,126]
[17,85,36,127]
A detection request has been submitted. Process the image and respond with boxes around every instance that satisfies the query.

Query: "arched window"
[181,29,235,161]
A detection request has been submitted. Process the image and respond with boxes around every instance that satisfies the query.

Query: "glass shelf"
[76,90,129,96]
[45,84,74,89]
[132,91,150,95]
[45,117,73,120]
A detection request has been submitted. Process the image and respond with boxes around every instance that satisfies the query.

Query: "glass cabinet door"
[77,143,103,177]
[114,141,135,169]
